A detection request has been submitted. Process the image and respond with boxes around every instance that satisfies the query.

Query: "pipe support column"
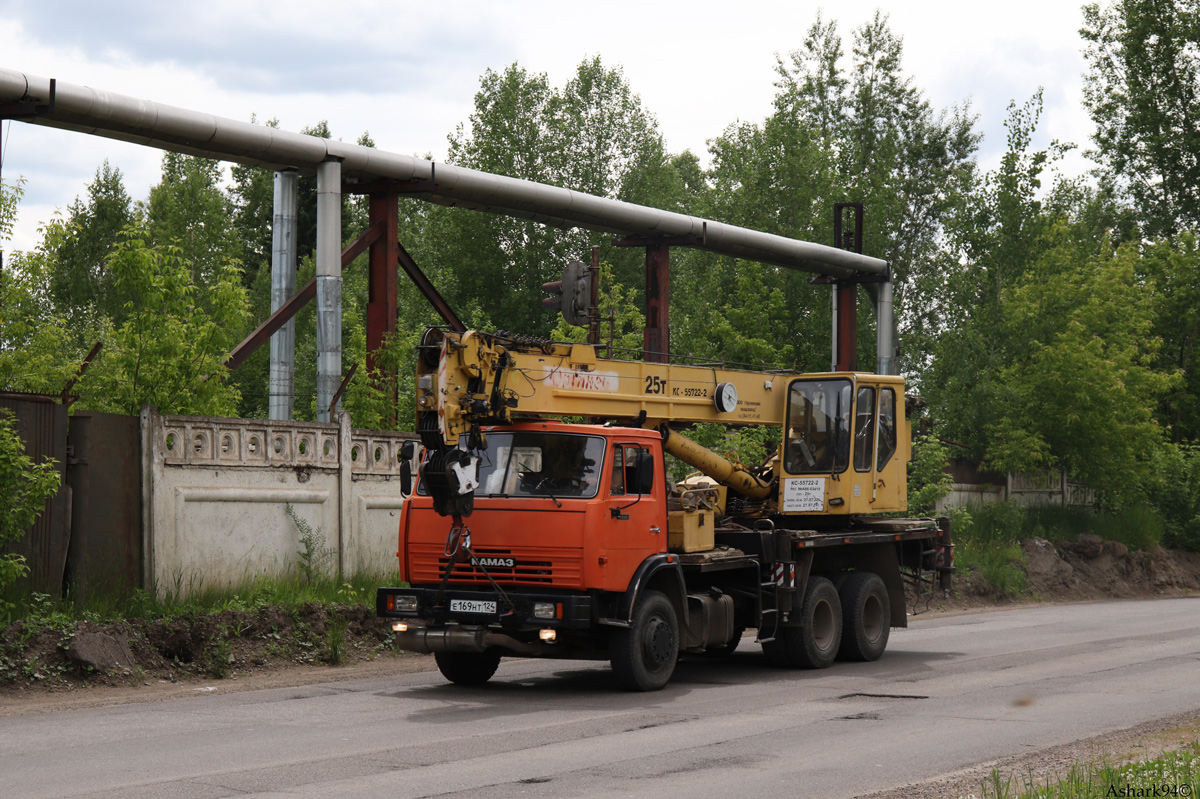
[644,243,670,363]
[865,279,897,376]
[316,160,343,422]
[269,170,299,420]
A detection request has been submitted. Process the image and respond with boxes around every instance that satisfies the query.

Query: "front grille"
[409,544,583,588]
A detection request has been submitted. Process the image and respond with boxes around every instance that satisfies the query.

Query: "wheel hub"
[641,616,675,669]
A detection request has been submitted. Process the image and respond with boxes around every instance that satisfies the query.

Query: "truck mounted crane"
[377,325,953,691]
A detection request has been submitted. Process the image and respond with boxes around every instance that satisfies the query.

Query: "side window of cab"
[610,445,626,495]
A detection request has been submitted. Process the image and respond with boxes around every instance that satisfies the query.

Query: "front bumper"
[377,586,595,657]
[377,586,594,628]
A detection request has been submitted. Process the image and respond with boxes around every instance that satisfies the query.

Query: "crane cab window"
[854,386,876,472]
[785,379,851,474]
[877,388,897,470]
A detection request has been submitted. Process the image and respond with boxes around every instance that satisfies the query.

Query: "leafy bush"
[0,411,61,614]
[907,434,953,515]
[952,504,1027,598]
[1144,443,1200,552]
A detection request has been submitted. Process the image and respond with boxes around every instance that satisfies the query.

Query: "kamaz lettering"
[471,556,517,568]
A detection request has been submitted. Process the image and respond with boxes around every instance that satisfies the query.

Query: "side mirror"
[400,441,416,497]
[634,451,655,495]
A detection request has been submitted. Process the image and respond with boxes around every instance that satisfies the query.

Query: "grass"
[952,504,1028,599]
[950,500,1167,599]
[5,569,406,628]
[977,743,1200,798]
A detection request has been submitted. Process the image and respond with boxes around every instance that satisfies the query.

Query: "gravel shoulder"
[864,708,1200,799]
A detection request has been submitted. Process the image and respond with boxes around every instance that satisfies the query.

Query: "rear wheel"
[611,590,678,691]
[761,576,842,669]
[435,650,502,685]
[837,572,890,662]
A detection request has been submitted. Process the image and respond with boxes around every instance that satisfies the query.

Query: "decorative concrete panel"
[143,407,417,597]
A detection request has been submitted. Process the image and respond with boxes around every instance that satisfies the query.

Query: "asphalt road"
[4,597,1200,799]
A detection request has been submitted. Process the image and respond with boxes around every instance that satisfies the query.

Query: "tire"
[761,576,842,669]
[434,650,502,685]
[611,590,679,691]
[837,571,891,662]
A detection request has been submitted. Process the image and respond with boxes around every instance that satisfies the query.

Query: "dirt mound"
[0,602,405,694]
[1023,536,1200,600]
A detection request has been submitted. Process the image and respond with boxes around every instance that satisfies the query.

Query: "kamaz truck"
[377,328,951,691]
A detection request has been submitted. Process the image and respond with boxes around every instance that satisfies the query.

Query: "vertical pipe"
[316,159,343,422]
[866,278,896,375]
[644,242,670,363]
[831,285,838,372]
[269,170,299,420]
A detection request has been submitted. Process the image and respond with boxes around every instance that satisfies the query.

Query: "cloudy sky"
[1,0,1095,253]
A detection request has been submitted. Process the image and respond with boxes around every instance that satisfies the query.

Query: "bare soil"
[926,535,1200,613]
[2,535,1199,719]
[0,601,437,716]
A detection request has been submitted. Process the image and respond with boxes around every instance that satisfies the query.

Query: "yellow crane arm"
[417,330,794,444]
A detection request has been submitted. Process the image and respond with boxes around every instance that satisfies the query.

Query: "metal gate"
[0,392,69,595]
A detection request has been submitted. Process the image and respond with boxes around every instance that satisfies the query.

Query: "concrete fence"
[936,461,1095,514]
[141,407,416,597]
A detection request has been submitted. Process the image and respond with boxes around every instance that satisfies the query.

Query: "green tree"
[682,12,978,373]
[78,231,249,416]
[1,183,94,395]
[424,58,685,339]
[145,153,244,298]
[925,92,1066,455]
[1082,0,1200,238]
[44,162,136,332]
[1142,233,1200,441]
[982,228,1175,499]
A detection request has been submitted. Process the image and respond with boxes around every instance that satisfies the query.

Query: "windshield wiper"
[535,478,563,508]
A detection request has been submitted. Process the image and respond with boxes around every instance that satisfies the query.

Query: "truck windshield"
[784,378,852,474]
[474,432,606,499]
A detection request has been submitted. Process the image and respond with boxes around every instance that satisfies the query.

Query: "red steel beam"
[644,242,670,363]
[366,193,400,376]
[224,222,383,371]
[396,240,464,333]
[835,281,858,372]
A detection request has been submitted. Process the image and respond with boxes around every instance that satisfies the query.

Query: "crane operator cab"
[781,375,907,516]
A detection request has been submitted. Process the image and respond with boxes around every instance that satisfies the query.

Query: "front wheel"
[611,590,679,691]
[435,650,502,685]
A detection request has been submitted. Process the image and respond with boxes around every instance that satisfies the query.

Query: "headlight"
[389,594,418,613]
[533,602,555,620]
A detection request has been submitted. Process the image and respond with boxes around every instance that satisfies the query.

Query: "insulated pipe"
[269,170,299,420]
[865,278,896,376]
[315,160,342,422]
[0,68,889,281]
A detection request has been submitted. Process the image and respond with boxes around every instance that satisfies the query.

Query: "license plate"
[450,599,496,614]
